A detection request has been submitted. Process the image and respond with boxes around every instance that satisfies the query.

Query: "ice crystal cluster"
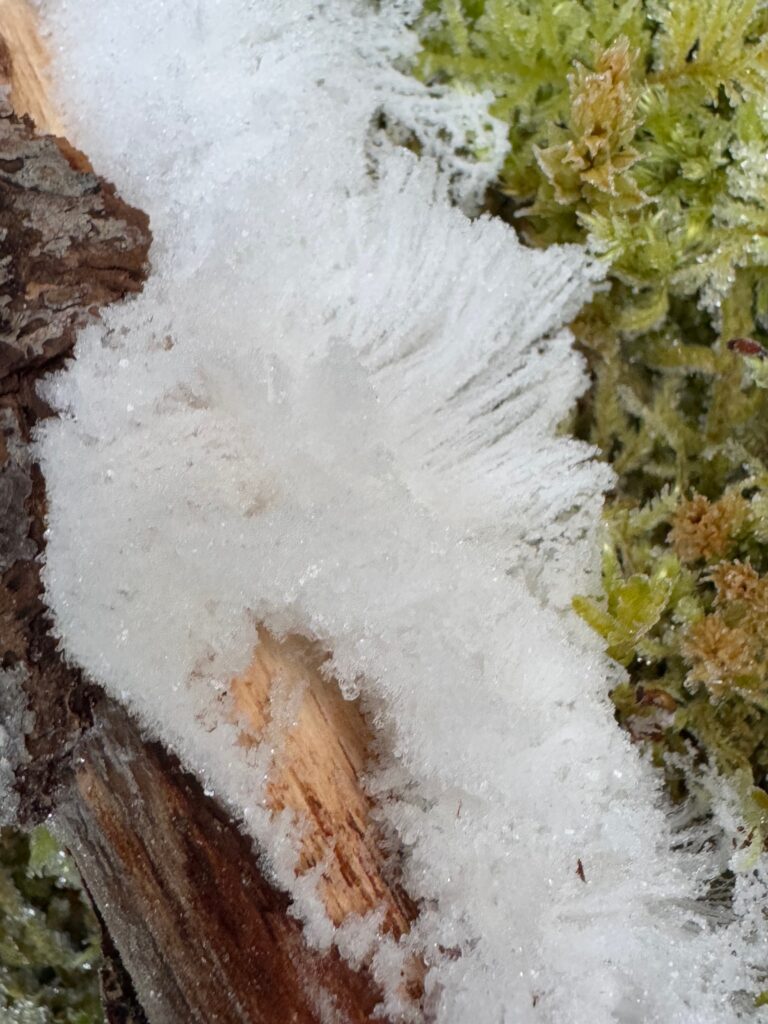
[35,0,768,1020]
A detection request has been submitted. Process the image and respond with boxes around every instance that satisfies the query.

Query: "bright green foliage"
[0,827,103,1023]
[414,1,768,806]
[572,546,676,666]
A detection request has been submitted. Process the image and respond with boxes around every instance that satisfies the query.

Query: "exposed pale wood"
[0,0,62,134]
[230,630,416,936]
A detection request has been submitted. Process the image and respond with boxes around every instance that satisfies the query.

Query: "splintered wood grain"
[0,0,62,134]
[0,95,150,820]
[230,630,417,937]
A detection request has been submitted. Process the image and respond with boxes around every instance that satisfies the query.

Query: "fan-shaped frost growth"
[35,0,768,1020]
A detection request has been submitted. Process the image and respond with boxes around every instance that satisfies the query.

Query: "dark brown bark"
[0,101,148,383]
[0,96,151,821]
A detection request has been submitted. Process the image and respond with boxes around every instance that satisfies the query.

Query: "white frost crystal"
[37,1,767,1021]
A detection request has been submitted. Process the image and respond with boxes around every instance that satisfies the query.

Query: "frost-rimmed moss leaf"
[573,547,674,663]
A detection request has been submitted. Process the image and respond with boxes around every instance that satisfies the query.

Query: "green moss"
[414,0,768,815]
[415,0,768,308]
[0,827,103,1023]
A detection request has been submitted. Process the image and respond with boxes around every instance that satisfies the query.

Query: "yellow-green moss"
[0,827,103,1023]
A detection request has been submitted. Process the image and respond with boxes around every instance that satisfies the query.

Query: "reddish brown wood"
[62,703,392,1024]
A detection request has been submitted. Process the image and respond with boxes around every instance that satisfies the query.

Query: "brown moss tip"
[669,492,749,564]
[535,36,644,206]
[707,560,761,606]
[683,613,757,694]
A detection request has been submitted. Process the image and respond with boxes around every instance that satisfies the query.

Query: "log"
[0,90,150,823]
[0,5,421,1022]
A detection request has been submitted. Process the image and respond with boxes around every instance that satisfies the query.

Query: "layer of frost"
[37,1,767,1021]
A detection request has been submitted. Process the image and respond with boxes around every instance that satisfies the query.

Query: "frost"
[35,0,768,1021]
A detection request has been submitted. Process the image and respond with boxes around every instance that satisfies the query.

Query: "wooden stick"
[61,701,393,1024]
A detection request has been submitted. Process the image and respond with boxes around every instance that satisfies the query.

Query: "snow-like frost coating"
[37,1,767,1020]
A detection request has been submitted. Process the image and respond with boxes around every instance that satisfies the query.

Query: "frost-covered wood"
[0,15,410,1020]
[6,0,768,1021]
[34,1,768,1021]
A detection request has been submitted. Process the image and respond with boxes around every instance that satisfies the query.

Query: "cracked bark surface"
[0,101,147,382]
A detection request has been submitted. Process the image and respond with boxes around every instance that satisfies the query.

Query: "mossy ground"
[415,0,768,841]
[0,827,102,1023]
